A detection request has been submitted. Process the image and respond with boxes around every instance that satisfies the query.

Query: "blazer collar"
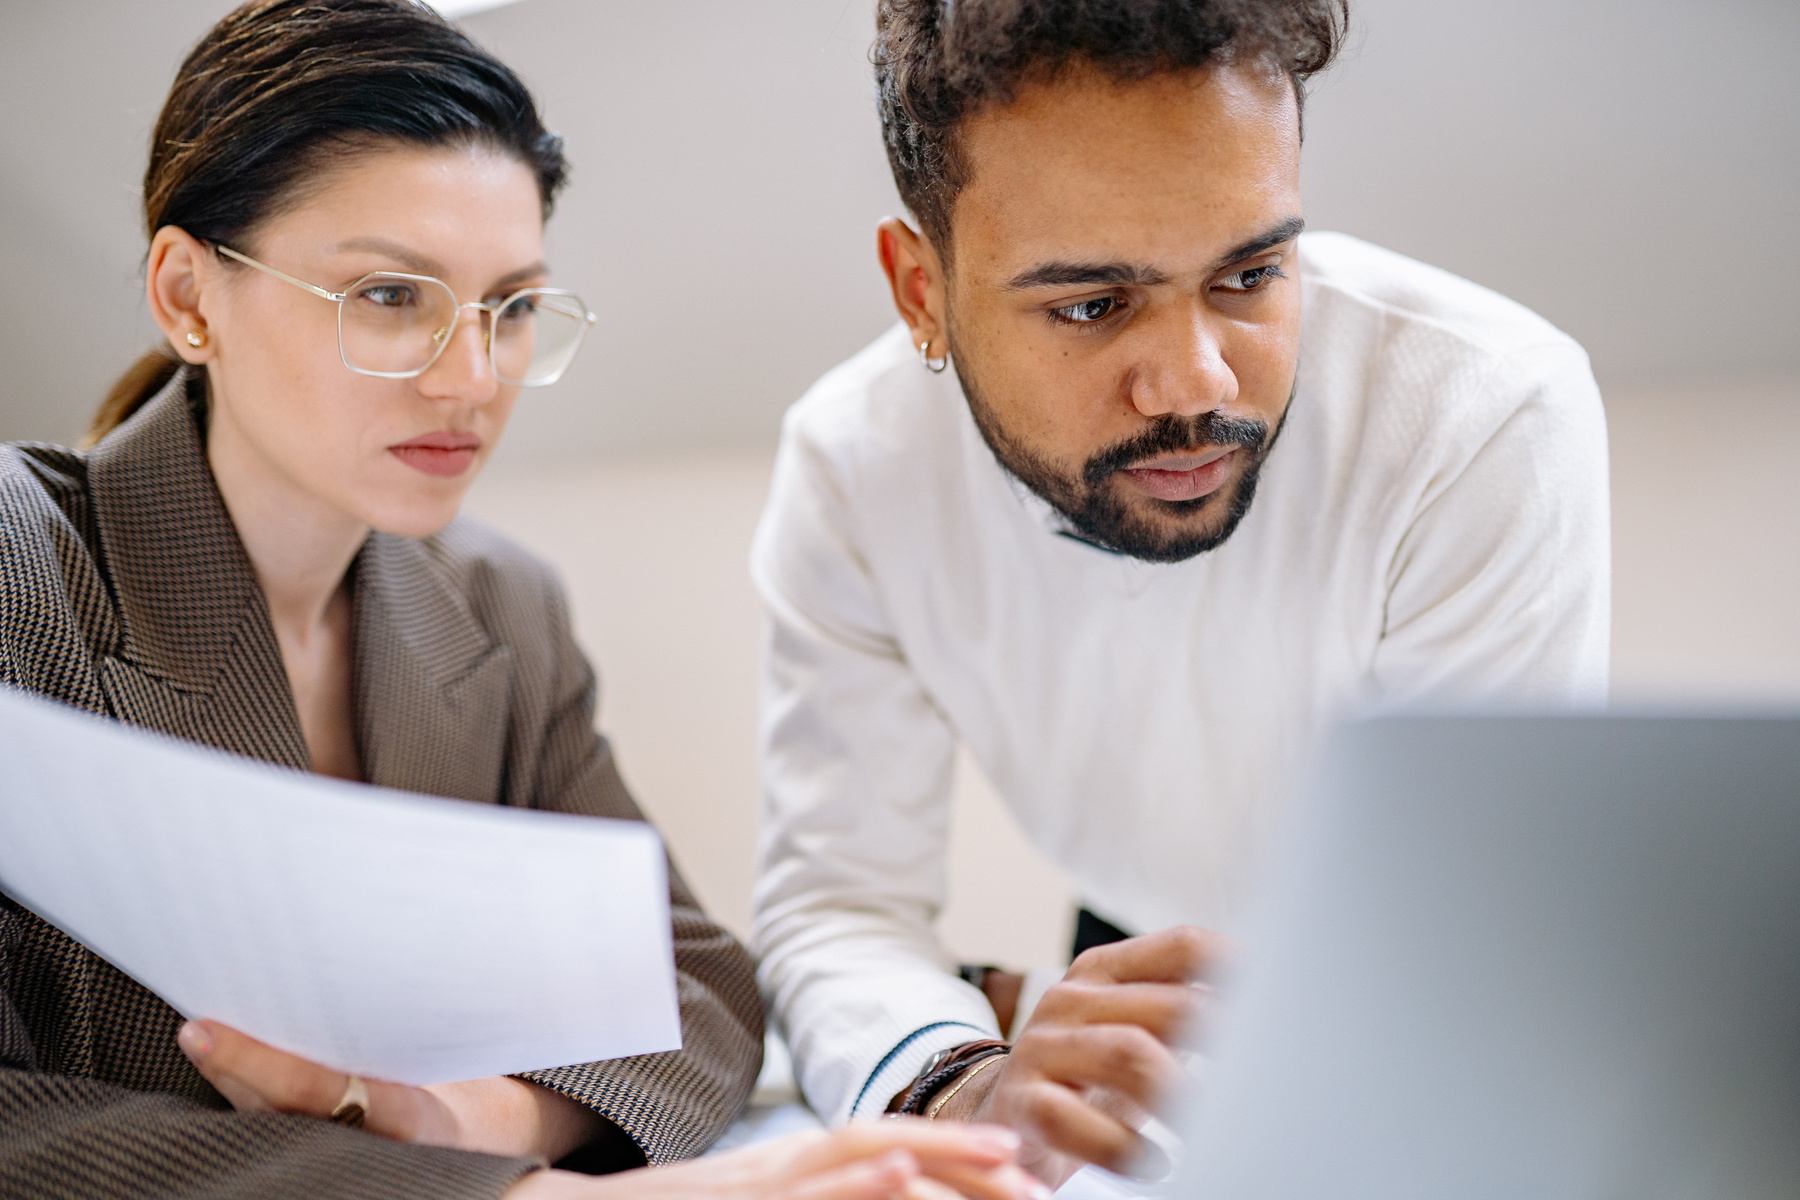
[352,532,512,801]
[86,369,310,767]
[85,368,512,793]
[87,368,275,695]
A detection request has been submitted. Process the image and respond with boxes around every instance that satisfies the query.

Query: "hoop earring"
[919,339,948,374]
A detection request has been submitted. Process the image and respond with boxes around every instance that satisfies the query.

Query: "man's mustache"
[1083,412,1271,487]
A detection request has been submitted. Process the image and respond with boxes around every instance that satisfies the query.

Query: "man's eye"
[1216,265,1283,293]
[1051,296,1120,325]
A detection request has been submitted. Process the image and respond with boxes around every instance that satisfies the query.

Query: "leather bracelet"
[926,1050,1008,1119]
[888,1039,1012,1116]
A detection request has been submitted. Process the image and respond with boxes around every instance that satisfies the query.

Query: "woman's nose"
[419,305,497,402]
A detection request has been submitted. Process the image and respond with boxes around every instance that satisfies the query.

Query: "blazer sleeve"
[0,912,538,1200]
[510,579,763,1166]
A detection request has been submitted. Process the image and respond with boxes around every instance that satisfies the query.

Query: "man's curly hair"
[875,0,1348,254]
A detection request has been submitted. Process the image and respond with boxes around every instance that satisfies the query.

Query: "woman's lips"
[390,433,481,478]
[1120,448,1239,502]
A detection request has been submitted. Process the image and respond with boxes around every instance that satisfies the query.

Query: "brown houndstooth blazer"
[0,370,763,1198]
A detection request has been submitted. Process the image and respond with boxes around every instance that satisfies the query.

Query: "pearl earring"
[186,330,206,348]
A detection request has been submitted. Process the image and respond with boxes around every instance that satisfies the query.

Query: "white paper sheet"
[0,685,682,1085]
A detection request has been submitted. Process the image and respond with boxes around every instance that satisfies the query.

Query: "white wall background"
[2,1,1796,961]
[0,0,1794,453]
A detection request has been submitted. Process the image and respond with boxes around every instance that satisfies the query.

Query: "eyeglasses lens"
[337,275,589,384]
[339,274,460,377]
[492,291,589,386]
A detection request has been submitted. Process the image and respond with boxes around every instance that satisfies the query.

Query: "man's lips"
[390,432,481,478]
[1118,446,1240,502]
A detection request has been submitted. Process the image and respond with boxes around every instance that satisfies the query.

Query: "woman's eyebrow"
[490,262,550,291]
[331,236,443,275]
[328,237,547,289]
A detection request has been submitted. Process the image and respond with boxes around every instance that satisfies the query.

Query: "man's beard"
[955,353,1288,564]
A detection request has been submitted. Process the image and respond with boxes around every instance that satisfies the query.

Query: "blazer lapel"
[353,531,513,802]
[85,370,310,771]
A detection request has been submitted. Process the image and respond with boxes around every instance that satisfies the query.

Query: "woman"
[0,3,1035,1199]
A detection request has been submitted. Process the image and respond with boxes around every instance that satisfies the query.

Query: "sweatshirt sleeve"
[1370,340,1611,709]
[747,413,1000,1127]
[512,577,764,1164]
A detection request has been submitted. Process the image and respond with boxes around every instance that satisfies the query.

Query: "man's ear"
[876,216,949,360]
[146,226,219,365]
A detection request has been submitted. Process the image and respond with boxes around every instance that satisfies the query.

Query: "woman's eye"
[1217,265,1283,293]
[496,295,537,322]
[1051,296,1120,325]
[357,285,415,308]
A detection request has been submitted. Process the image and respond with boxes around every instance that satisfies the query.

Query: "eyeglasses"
[216,245,597,387]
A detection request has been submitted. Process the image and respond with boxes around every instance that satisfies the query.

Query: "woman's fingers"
[897,1174,969,1200]
[804,1119,1020,1171]
[176,1019,447,1144]
[178,1020,344,1113]
[914,1161,1049,1200]
[784,1149,919,1200]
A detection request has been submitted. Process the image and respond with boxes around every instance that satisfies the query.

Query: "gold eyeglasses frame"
[215,244,597,387]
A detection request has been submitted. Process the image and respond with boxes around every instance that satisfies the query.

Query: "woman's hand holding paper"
[176,1019,600,1161]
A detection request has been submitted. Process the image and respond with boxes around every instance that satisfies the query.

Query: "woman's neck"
[205,410,369,634]
[205,394,368,781]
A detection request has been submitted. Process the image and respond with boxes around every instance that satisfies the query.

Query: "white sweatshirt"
[749,232,1611,1126]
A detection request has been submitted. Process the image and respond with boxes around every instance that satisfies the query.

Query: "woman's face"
[186,144,546,539]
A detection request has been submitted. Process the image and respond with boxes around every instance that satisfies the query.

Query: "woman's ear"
[876,216,949,359]
[146,226,219,364]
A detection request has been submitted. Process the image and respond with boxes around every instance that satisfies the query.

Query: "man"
[751,0,1609,1184]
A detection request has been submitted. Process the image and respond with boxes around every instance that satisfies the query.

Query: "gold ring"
[329,1074,369,1128]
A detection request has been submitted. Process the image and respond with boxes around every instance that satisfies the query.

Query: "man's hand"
[177,1020,600,1161]
[932,926,1228,1186]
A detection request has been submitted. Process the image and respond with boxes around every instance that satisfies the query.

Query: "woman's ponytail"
[85,346,182,448]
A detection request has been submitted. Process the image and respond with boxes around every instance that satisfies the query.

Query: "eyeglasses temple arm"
[215,245,345,302]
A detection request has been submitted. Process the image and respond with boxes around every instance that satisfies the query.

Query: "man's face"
[942,62,1303,561]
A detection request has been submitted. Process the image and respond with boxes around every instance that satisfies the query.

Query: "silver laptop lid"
[1176,716,1800,1200]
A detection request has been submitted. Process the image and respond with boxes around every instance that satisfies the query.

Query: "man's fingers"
[1025,980,1204,1043]
[1065,926,1230,985]
[1014,1024,1185,1108]
[1006,1079,1144,1176]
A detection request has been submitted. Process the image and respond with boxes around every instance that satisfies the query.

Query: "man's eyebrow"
[1002,216,1306,292]
[1005,261,1170,291]
[1210,215,1307,273]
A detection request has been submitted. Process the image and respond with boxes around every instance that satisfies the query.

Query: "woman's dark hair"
[89,0,568,445]
[875,0,1348,258]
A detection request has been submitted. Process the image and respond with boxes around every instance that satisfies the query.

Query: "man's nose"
[1126,307,1238,419]
[418,305,498,403]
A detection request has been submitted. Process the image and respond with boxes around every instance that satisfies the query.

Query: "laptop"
[1171,716,1800,1200]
